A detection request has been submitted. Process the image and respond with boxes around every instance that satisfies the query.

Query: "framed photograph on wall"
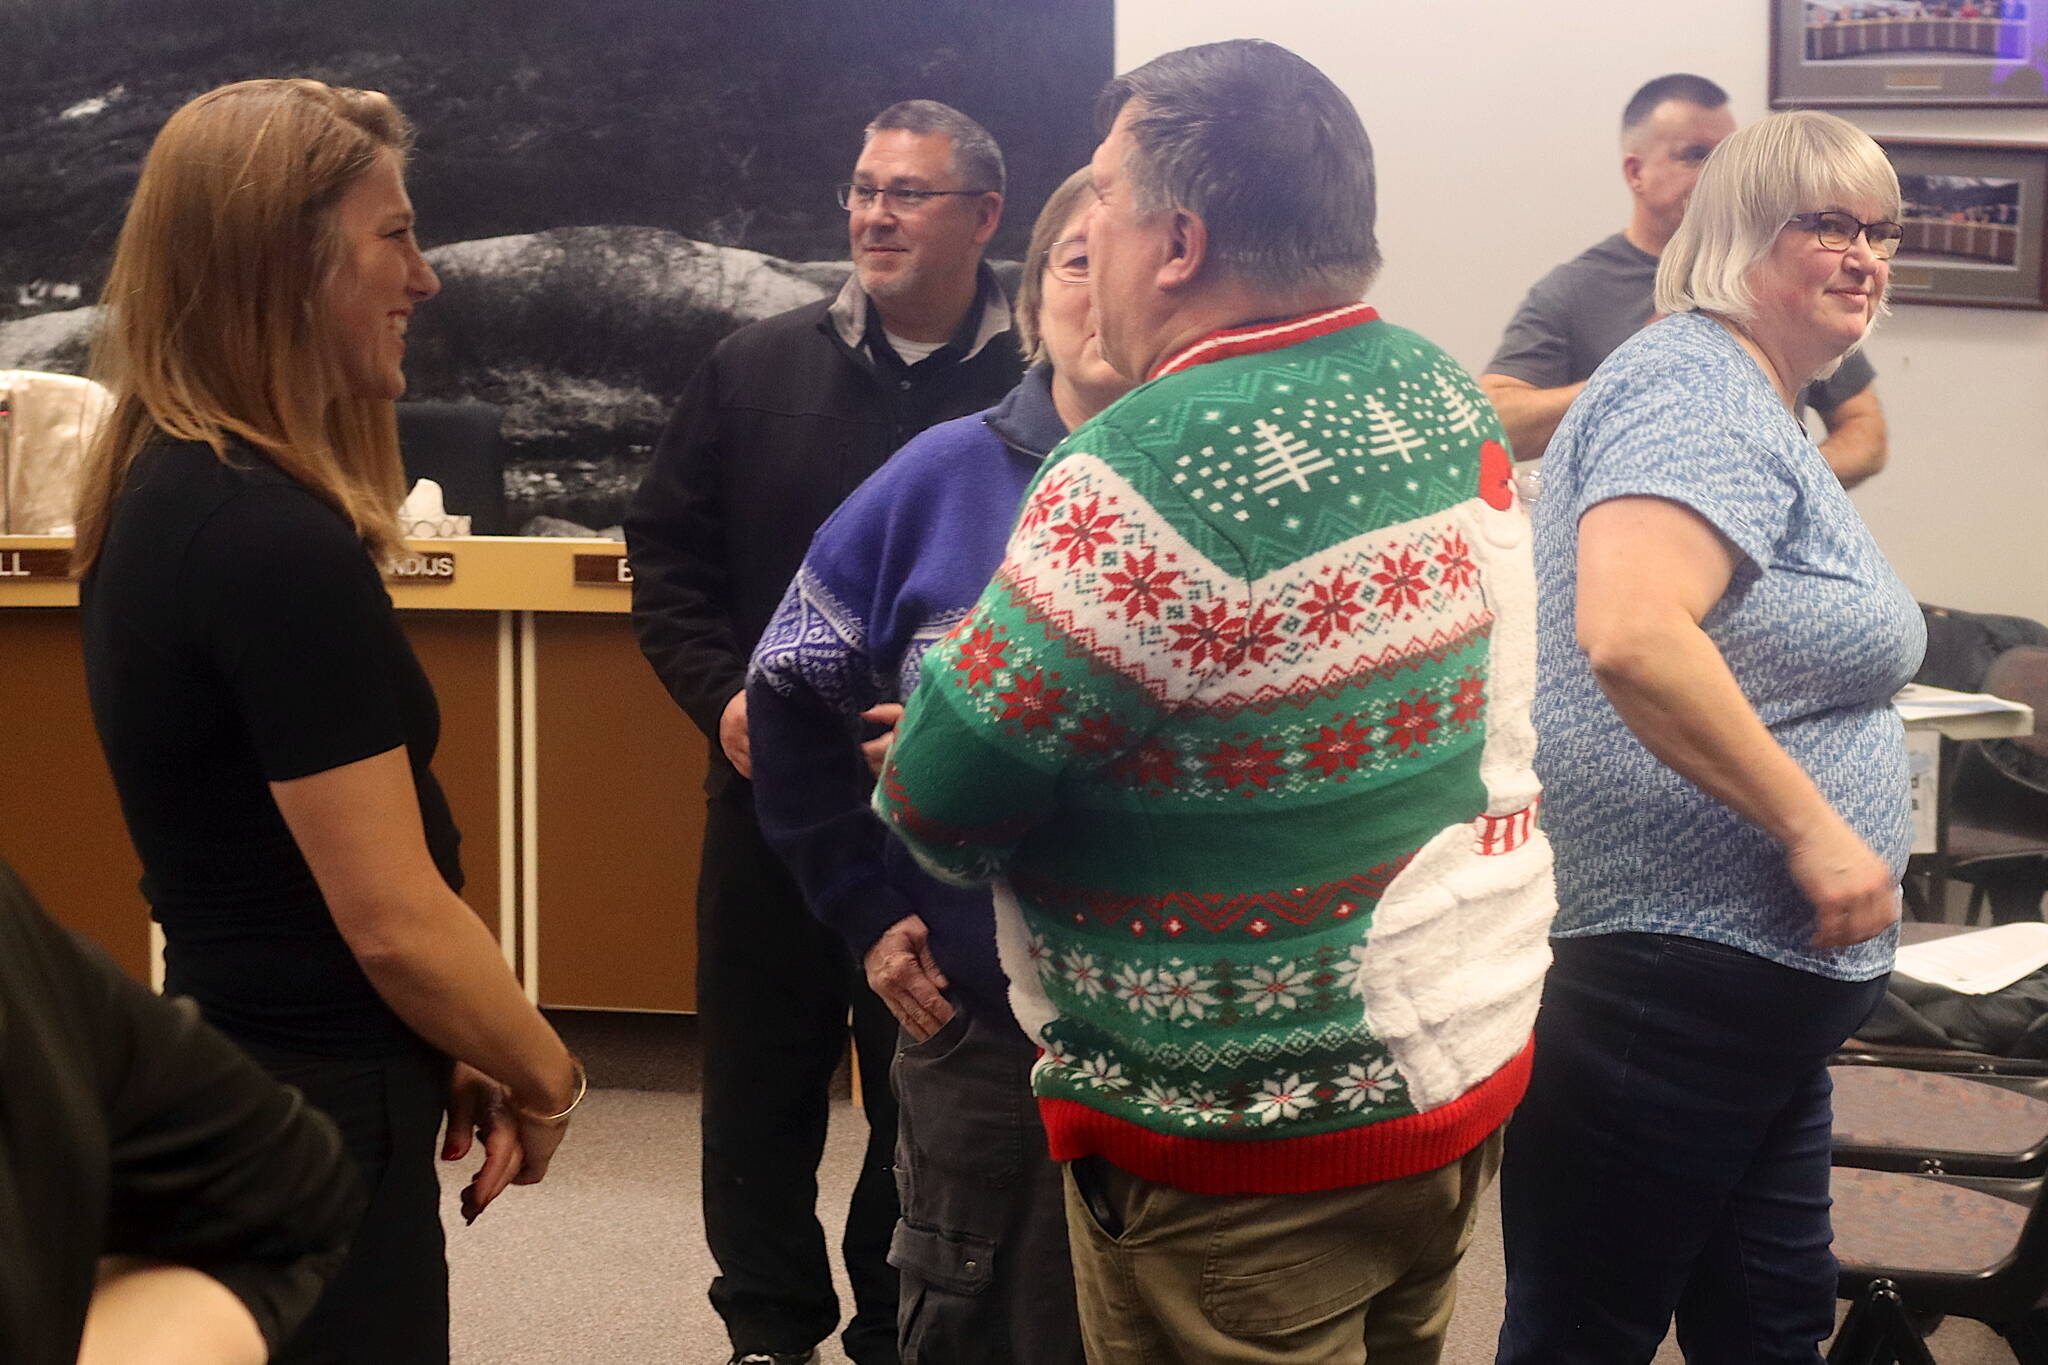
[1879,139,2048,308]
[1770,1,2048,107]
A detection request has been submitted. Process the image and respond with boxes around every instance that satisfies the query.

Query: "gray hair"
[1655,110,1901,328]
[863,100,1005,195]
[1096,40,1380,298]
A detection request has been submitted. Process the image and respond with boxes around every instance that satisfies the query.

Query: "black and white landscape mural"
[0,0,1112,531]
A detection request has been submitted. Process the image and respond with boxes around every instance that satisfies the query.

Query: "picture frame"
[1878,139,2048,309]
[1770,1,2048,108]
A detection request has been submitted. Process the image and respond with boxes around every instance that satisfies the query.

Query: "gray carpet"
[434,1011,2014,1364]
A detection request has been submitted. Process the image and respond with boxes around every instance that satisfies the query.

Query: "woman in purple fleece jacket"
[746,167,1128,1364]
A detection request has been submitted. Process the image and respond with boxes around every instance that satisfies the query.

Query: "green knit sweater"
[877,305,1554,1195]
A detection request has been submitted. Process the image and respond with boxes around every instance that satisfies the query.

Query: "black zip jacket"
[625,271,1023,788]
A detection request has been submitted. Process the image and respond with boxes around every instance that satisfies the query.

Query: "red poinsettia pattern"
[1297,569,1366,643]
[953,624,1009,689]
[1113,738,1182,791]
[1099,549,1184,621]
[1234,606,1286,668]
[1370,548,1432,616]
[997,670,1068,731]
[1301,717,1374,778]
[1201,738,1288,791]
[1168,600,1248,670]
[1433,530,1477,596]
[1383,697,1441,753]
[1065,714,1129,756]
[1450,673,1486,725]
[1047,495,1120,568]
[1016,472,1072,537]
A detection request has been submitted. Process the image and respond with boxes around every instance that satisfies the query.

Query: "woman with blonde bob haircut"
[75,79,579,1365]
[1497,110,1923,1363]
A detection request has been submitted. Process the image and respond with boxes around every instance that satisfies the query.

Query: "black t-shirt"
[80,439,461,1056]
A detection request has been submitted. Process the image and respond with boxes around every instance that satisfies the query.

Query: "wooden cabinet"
[0,537,708,1011]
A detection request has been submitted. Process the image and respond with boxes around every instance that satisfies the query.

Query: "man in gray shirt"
[1481,73,1888,487]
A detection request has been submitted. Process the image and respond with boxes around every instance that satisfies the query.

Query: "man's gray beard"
[857,261,919,301]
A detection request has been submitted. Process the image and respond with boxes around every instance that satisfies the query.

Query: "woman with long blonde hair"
[76,78,579,1364]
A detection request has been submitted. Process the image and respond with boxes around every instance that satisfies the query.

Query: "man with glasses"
[1481,73,1890,486]
[626,99,1021,1365]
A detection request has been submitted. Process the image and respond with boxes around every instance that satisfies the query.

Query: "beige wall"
[1113,1,2048,624]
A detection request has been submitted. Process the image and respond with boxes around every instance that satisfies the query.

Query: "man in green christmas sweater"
[876,40,1555,1361]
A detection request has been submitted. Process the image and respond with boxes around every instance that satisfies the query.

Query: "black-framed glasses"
[1047,238,1089,284]
[836,183,991,213]
[1786,211,1905,260]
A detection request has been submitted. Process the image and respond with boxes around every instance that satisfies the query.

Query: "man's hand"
[860,703,904,776]
[864,914,954,1040]
[1788,820,1900,948]
[720,691,751,777]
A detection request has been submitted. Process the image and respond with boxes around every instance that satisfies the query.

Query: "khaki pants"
[1062,1129,1503,1364]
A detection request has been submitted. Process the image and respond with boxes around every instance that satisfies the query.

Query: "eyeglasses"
[836,183,990,213]
[1047,238,1089,284]
[1786,211,1905,260]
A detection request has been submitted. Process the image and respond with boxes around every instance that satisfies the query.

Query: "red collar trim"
[1152,302,1380,380]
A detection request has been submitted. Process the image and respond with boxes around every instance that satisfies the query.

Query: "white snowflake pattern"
[1159,964,1217,1022]
[1111,964,1167,1016]
[1247,1073,1318,1124]
[1179,1087,1228,1127]
[1336,1058,1403,1111]
[1137,1080,1188,1113]
[1026,933,1056,982]
[1246,960,1313,1015]
[1077,1054,1129,1091]
[1330,943,1370,997]
[1061,950,1108,1000]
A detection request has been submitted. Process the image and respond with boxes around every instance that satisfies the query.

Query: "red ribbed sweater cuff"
[1039,1039,1533,1196]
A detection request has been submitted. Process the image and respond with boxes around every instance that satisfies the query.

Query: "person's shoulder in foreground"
[0,859,362,1365]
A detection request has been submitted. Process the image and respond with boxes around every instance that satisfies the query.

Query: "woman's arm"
[77,1261,267,1365]
[1574,495,1898,947]
[269,747,575,1180]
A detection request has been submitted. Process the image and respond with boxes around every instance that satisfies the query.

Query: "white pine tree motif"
[1361,394,1429,464]
[1431,368,1485,437]
[1250,417,1336,494]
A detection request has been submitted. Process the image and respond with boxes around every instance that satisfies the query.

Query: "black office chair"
[1944,648,2048,925]
[1908,610,2048,923]
[1828,1053,2048,1364]
[396,401,509,535]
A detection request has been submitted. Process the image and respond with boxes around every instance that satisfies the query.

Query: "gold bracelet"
[514,1058,587,1125]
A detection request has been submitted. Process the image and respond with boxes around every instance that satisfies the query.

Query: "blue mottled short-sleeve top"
[1532,311,1924,981]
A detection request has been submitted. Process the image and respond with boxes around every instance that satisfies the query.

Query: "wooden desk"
[0,535,704,1010]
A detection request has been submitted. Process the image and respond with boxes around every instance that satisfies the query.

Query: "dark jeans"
[891,1006,1084,1365]
[242,1036,453,1365]
[1496,932,1889,1365]
[699,784,901,1364]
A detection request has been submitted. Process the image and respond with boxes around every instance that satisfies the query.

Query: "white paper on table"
[1893,921,2048,995]
[1894,683,2032,724]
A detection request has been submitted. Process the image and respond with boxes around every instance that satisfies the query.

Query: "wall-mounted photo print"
[1771,0,2048,106]
[1880,140,2048,308]
[0,0,1112,533]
